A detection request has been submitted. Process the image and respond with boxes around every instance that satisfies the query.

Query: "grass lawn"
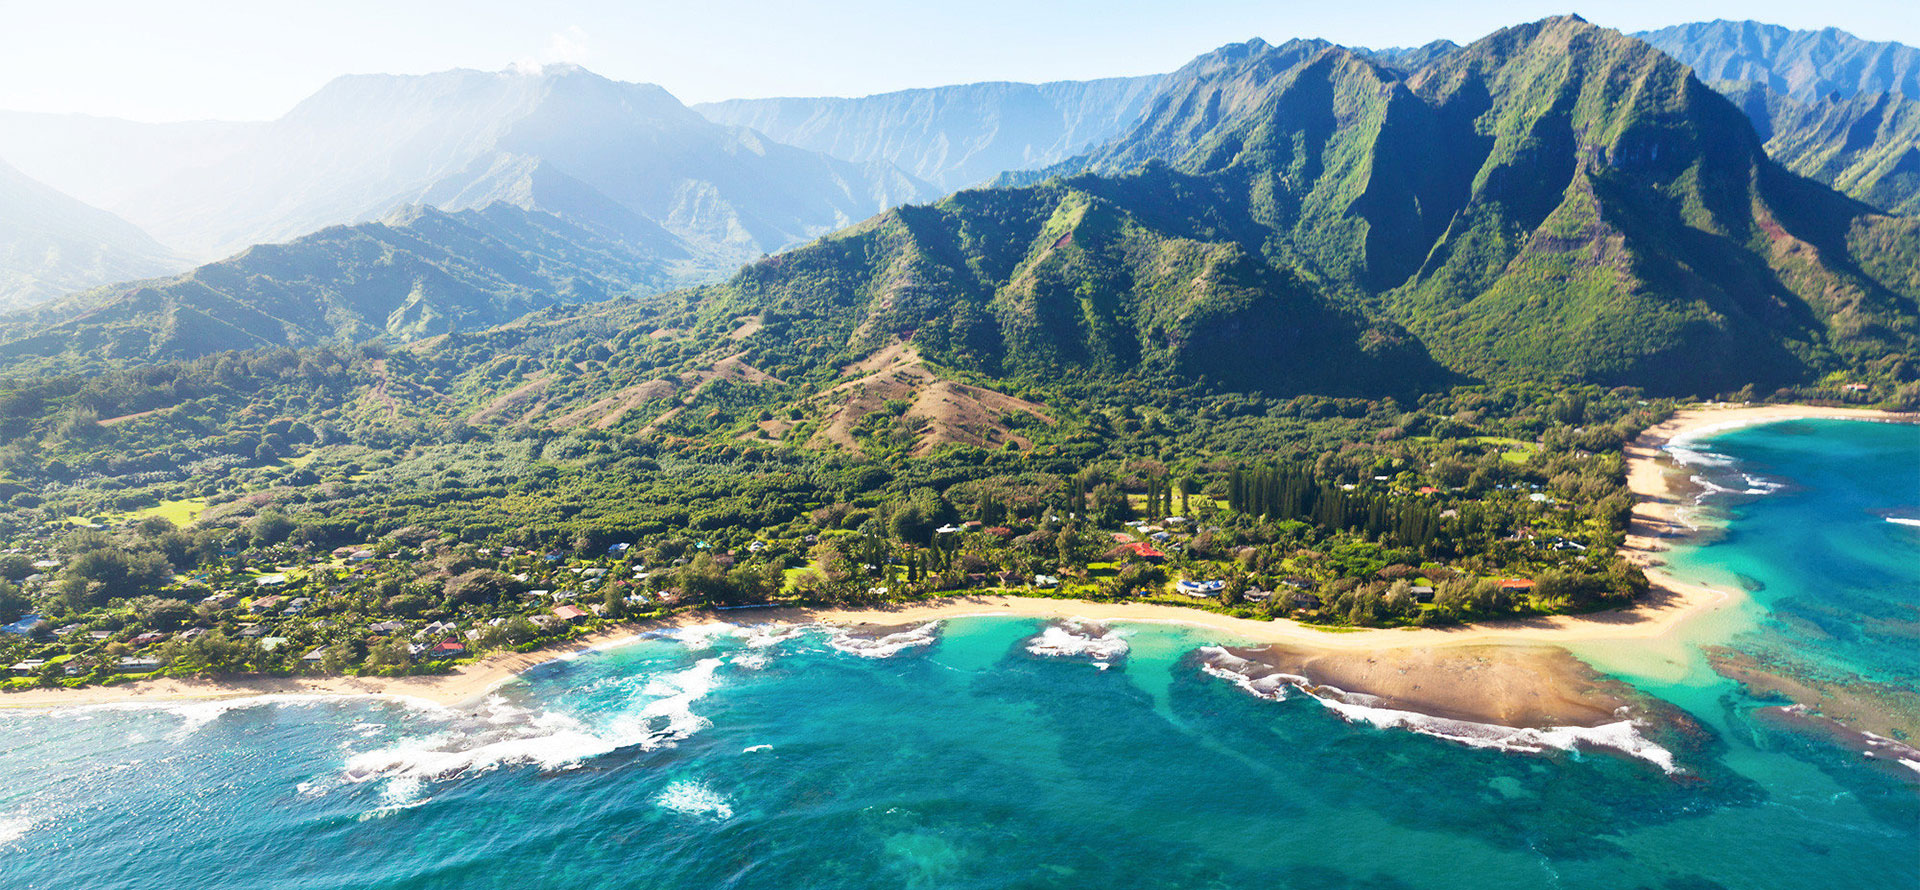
[67,496,210,528]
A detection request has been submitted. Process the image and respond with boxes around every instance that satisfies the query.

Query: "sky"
[0,0,1913,122]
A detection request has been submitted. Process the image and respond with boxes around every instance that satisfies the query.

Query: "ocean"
[0,419,1914,889]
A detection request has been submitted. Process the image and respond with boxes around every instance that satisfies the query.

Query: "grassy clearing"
[66,496,211,528]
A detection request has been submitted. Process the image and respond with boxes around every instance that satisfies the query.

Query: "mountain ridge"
[694,74,1167,191]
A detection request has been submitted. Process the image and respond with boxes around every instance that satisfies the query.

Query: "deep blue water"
[0,420,1914,889]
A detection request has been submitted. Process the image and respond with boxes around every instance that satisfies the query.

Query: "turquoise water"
[0,420,1915,889]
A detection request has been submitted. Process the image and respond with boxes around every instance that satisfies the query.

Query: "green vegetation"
[0,15,1913,688]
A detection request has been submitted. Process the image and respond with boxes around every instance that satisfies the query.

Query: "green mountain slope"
[1717,82,1920,215]
[0,158,185,311]
[0,204,677,372]
[1026,16,1918,391]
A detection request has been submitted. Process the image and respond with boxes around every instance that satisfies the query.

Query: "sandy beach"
[1622,402,1917,565]
[7,402,1908,718]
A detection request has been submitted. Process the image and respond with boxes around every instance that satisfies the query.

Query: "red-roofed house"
[552,605,588,623]
[1110,541,1166,562]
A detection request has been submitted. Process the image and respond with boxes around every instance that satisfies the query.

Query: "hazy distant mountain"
[0,157,184,311]
[693,75,1166,191]
[0,203,676,371]
[1718,82,1920,215]
[1355,40,1460,72]
[0,65,934,269]
[1637,20,1920,101]
[1633,21,1920,214]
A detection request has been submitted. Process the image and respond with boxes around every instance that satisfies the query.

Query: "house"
[428,639,467,659]
[201,592,239,609]
[1176,579,1226,598]
[1109,542,1166,562]
[179,627,209,641]
[238,624,269,638]
[130,631,168,647]
[302,647,328,663]
[1498,579,1536,593]
[935,524,961,535]
[251,595,287,612]
[1244,588,1273,602]
[552,605,588,623]
[9,659,45,676]
[1290,592,1323,610]
[607,542,632,557]
[259,637,289,651]
[349,550,376,562]
[1,616,47,636]
[1410,586,1435,603]
[116,657,164,673]
[368,621,406,635]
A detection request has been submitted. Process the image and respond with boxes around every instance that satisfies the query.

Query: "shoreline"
[0,587,1734,713]
[7,403,1908,715]
[1622,402,1917,570]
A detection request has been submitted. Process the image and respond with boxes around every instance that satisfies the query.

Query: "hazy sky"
[1,0,1912,121]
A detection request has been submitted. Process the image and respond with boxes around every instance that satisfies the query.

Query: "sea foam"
[343,658,727,782]
[1025,620,1129,666]
[0,814,36,846]
[1198,648,1678,773]
[655,779,733,821]
[827,622,940,658]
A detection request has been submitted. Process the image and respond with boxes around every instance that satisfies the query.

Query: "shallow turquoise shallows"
[1,419,1915,889]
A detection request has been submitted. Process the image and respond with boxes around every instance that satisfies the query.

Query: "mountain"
[1636,20,1920,102]
[1718,83,1920,215]
[693,75,1167,191]
[715,16,1920,397]
[0,203,672,371]
[0,66,934,270]
[1629,22,1920,215]
[1356,40,1461,72]
[0,158,185,311]
[8,17,1915,404]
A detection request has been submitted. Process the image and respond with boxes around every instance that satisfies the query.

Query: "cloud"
[512,25,591,74]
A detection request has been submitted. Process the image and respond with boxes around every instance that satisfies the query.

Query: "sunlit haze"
[1,0,1914,121]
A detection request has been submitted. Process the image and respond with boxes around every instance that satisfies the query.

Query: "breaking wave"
[1025,620,1129,666]
[1198,648,1677,773]
[0,814,36,846]
[827,622,940,658]
[1667,435,1784,505]
[1887,517,1920,528]
[655,779,733,821]
[343,658,726,783]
